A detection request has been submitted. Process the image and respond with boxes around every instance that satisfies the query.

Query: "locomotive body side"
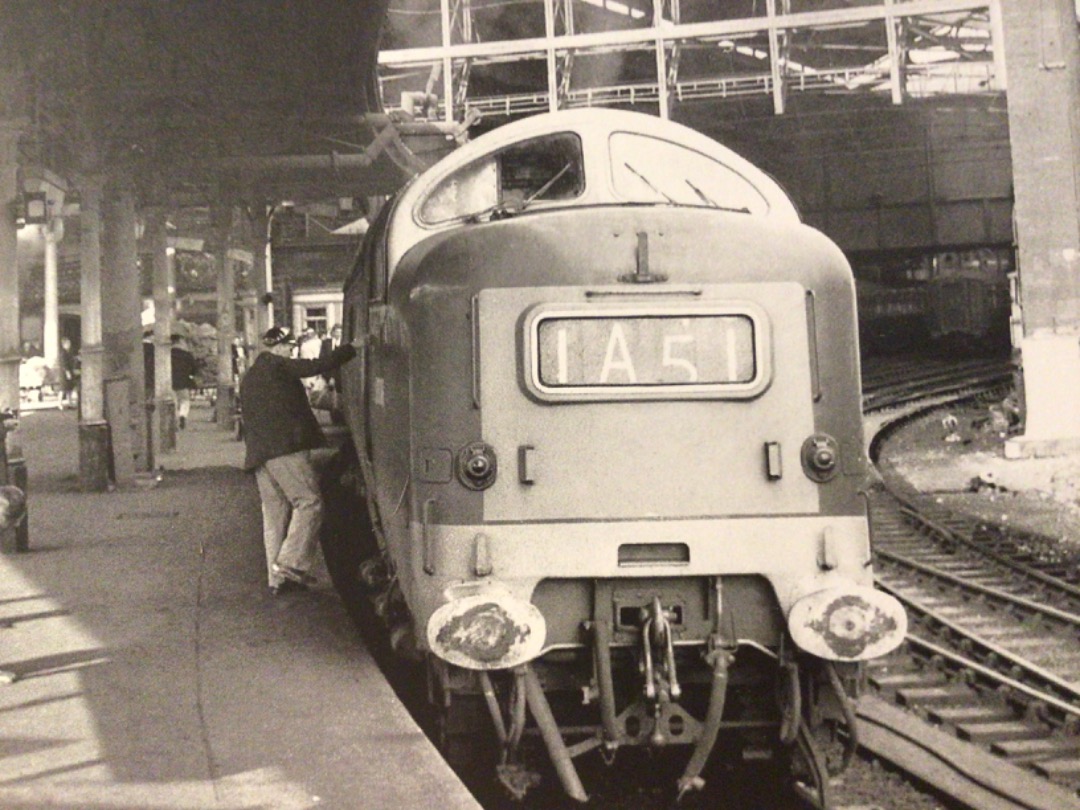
[335,109,906,802]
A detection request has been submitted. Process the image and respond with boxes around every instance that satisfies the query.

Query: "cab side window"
[498,132,584,207]
[419,132,585,224]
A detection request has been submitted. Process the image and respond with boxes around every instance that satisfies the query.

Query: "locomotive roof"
[384,108,801,276]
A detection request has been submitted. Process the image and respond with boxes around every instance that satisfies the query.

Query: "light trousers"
[254,450,323,586]
[175,388,191,419]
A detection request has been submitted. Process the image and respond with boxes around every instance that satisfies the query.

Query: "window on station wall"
[303,307,328,335]
[901,255,933,283]
[934,247,1014,281]
[855,247,1015,286]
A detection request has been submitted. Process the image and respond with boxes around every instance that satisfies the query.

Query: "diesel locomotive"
[325,109,907,806]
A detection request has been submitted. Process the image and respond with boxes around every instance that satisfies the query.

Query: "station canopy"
[2,0,456,207]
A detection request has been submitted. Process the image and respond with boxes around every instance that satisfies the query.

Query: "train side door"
[342,282,368,452]
[341,205,385,460]
[348,202,393,467]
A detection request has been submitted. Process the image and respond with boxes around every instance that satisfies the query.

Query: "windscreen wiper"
[522,162,573,209]
[623,162,676,204]
[685,178,718,207]
[684,178,750,213]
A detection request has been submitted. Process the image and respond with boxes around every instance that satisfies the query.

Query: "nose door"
[475,282,820,523]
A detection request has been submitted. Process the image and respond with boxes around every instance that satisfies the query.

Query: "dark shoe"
[178,416,186,429]
[272,563,317,587]
[269,579,309,596]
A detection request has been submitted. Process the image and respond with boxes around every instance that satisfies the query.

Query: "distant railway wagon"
[857,274,1011,356]
[925,275,1011,352]
[322,109,906,807]
[857,282,928,354]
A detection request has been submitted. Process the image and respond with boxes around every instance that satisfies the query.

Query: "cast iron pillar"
[101,179,147,483]
[0,122,21,417]
[147,207,176,457]
[213,204,237,431]
[42,215,62,366]
[78,175,110,491]
[251,205,271,340]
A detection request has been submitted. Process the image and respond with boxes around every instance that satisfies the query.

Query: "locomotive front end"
[399,212,905,800]
[341,109,906,805]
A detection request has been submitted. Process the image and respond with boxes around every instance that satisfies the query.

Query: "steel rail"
[864,368,1013,412]
[875,547,1080,630]
[862,357,1009,392]
[861,355,1080,804]
[891,503,1080,602]
[857,695,1080,810]
[876,580,1080,716]
[902,633,1080,726]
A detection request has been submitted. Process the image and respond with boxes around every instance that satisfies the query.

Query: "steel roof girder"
[378,0,991,67]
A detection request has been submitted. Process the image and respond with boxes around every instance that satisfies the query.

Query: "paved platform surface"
[0,403,480,810]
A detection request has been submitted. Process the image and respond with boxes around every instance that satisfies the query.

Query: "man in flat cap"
[240,326,359,596]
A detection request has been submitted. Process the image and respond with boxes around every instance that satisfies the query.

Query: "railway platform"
[0,402,480,810]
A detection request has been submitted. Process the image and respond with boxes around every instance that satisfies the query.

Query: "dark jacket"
[239,344,356,471]
[58,346,78,392]
[171,347,198,390]
[143,342,155,395]
[319,337,344,388]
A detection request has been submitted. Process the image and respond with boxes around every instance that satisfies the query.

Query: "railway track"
[860,356,1080,810]
[862,356,1015,413]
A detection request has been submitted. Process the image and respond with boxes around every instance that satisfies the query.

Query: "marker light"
[457,442,498,490]
[801,434,840,482]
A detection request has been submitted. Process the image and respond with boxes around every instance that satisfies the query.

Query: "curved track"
[862,356,1080,810]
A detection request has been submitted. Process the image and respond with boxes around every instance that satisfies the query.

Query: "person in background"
[239,326,359,596]
[19,352,49,403]
[171,335,198,429]
[319,324,343,370]
[318,324,346,424]
[298,327,321,360]
[231,337,247,381]
[0,485,26,532]
[142,332,155,398]
[57,337,79,409]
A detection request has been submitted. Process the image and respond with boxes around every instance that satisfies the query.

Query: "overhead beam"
[157,119,460,205]
[379,0,990,66]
